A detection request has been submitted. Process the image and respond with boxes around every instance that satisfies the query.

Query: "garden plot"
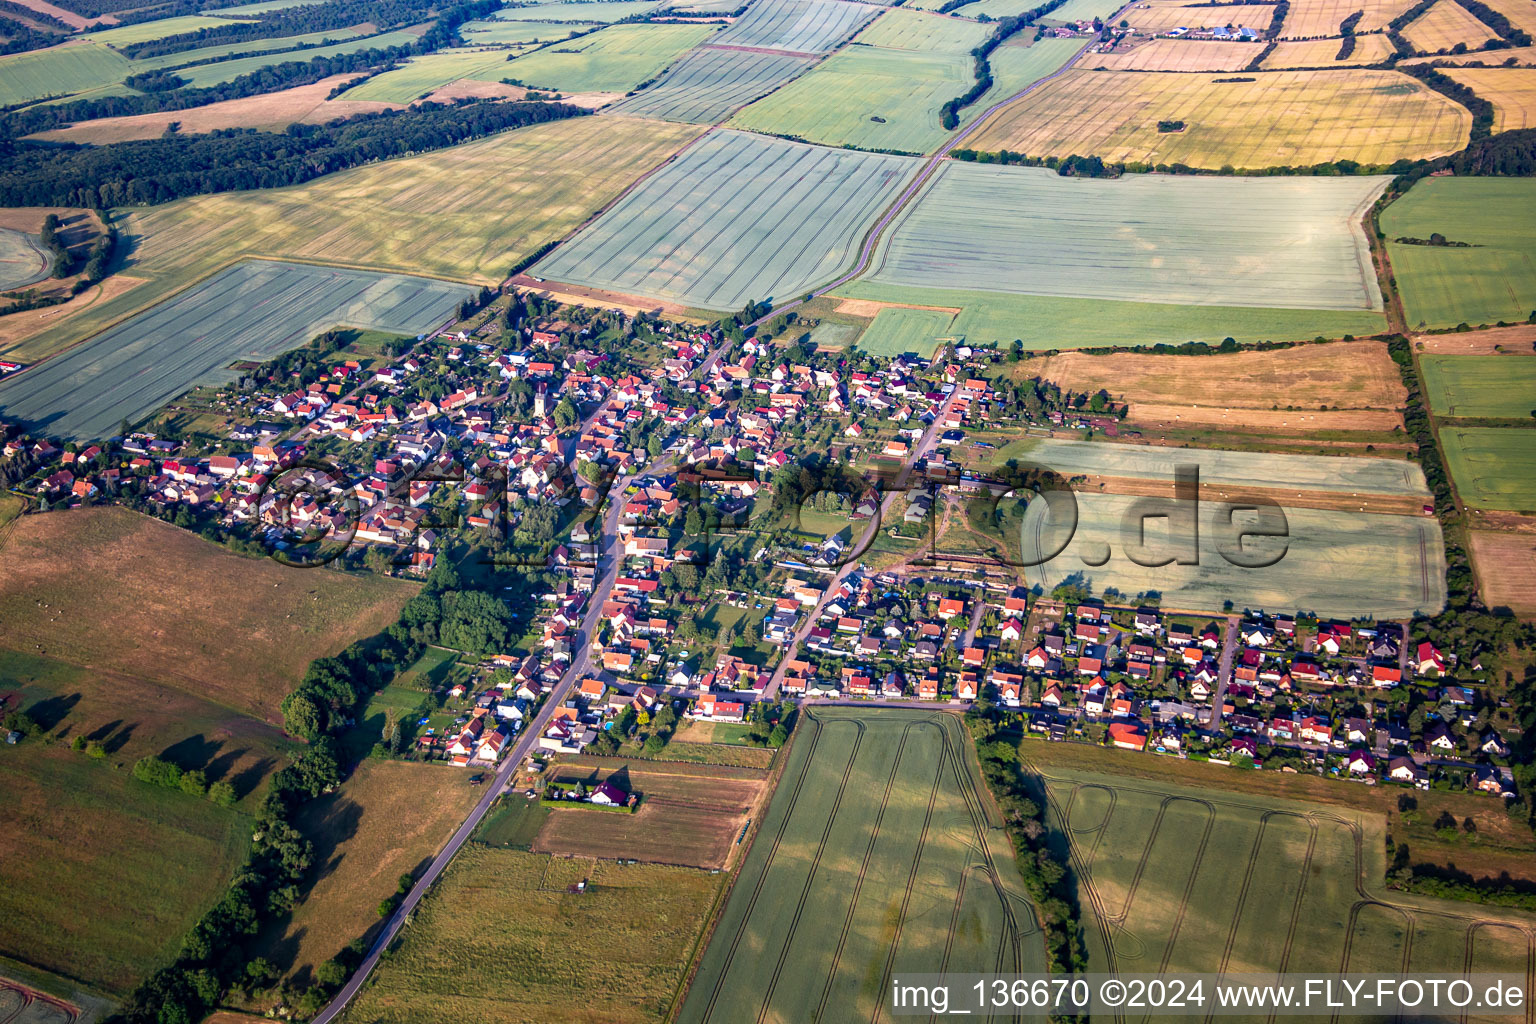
[862,163,1388,310]
[711,0,879,53]
[1439,427,1536,511]
[532,130,916,309]
[1019,491,1446,617]
[607,46,815,122]
[1383,177,1536,329]
[968,68,1470,169]
[0,259,471,441]
[678,707,1046,1024]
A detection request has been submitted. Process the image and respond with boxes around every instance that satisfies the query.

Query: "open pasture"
[1403,0,1500,51]
[1281,0,1419,34]
[1421,354,1536,417]
[531,759,768,869]
[1090,38,1263,71]
[857,306,956,355]
[493,0,664,21]
[1262,32,1398,66]
[607,45,814,122]
[677,707,1046,1024]
[1439,427,1536,511]
[0,228,49,291]
[251,759,481,985]
[1384,177,1536,329]
[1020,492,1446,616]
[711,0,878,53]
[850,6,991,51]
[864,162,1387,310]
[0,508,414,722]
[1469,529,1536,615]
[836,280,1388,348]
[1021,341,1408,432]
[11,116,700,364]
[501,22,713,93]
[350,846,720,1024]
[533,130,914,310]
[1124,0,1277,33]
[1034,765,1536,987]
[1446,67,1536,130]
[0,258,470,440]
[968,68,1470,169]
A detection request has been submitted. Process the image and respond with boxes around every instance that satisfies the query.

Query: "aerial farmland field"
[460,17,582,44]
[349,846,721,1023]
[0,40,129,106]
[1421,355,1536,417]
[1019,492,1446,617]
[1031,764,1536,990]
[1038,0,1126,20]
[1445,67,1536,130]
[0,228,49,291]
[1402,0,1499,53]
[500,22,713,93]
[1384,177,1536,328]
[337,48,539,102]
[1124,0,1276,33]
[1439,427,1536,510]
[1262,33,1398,67]
[1279,0,1419,34]
[677,707,1047,1024]
[532,130,916,310]
[493,0,665,21]
[851,7,990,51]
[711,0,879,53]
[0,258,470,440]
[1089,38,1262,71]
[607,46,815,123]
[856,306,957,355]
[729,38,1078,152]
[968,69,1470,169]
[863,163,1387,310]
[1468,530,1536,615]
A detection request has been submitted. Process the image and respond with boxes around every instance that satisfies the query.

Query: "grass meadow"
[501,22,713,93]
[864,163,1388,310]
[1384,177,1536,329]
[835,281,1388,348]
[677,707,1047,1024]
[1031,757,1536,994]
[9,116,701,364]
[350,846,721,1023]
[856,306,956,355]
[533,130,915,310]
[1421,355,1536,417]
[968,68,1470,169]
[1445,67,1536,131]
[1439,427,1536,511]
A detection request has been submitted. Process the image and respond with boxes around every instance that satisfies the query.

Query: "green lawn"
[502,22,714,93]
[835,281,1388,349]
[856,306,956,355]
[1421,355,1536,418]
[1439,426,1536,511]
[474,796,552,849]
[1383,177,1536,329]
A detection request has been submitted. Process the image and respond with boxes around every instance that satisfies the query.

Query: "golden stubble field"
[1445,67,1536,130]
[968,68,1470,169]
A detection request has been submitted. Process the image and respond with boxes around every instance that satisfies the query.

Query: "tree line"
[113,0,448,59]
[0,99,587,208]
[939,0,1075,130]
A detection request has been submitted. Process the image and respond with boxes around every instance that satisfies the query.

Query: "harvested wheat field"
[0,508,416,721]
[1280,0,1420,34]
[1090,38,1262,71]
[1469,529,1536,616]
[1014,340,1406,431]
[1445,67,1536,130]
[1262,34,1398,67]
[1415,325,1536,353]
[1123,0,1276,33]
[29,74,397,144]
[1402,0,1500,53]
[968,68,1470,169]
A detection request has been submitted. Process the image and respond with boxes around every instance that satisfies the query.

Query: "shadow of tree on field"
[101,722,136,754]
[303,796,365,887]
[26,692,79,731]
[204,746,250,784]
[229,756,277,800]
[160,732,223,772]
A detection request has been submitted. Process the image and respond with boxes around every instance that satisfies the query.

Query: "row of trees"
[116,0,447,59]
[131,754,239,805]
[938,0,1075,130]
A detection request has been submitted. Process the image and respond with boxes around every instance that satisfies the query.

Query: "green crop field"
[730,38,1078,153]
[10,116,700,366]
[350,846,720,1023]
[865,162,1388,309]
[712,0,879,52]
[1439,427,1536,511]
[173,30,422,87]
[851,7,991,51]
[856,306,957,355]
[608,46,815,122]
[835,283,1388,350]
[1038,0,1125,20]
[210,0,331,14]
[0,258,471,441]
[678,707,1046,1024]
[460,17,583,44]
[1384,177,1536,329]
[1033,764,1536,990]
[0,228,49,291]
[533,130,916,310]
[85,14,237,45]
[1020,492,1446,617]
[501,22,713,93]
[969,68,1470,170]
[338,47,529,102]
[127,26,370,71]
[0,41,129,106]
[494,0,665,22]
[1421,355,1536,417]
